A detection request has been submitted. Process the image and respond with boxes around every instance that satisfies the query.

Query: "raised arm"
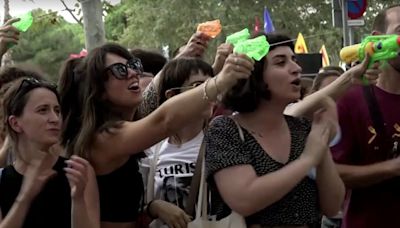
[97,53,254,158]
[137,32,211,118]
[285,55,381,118]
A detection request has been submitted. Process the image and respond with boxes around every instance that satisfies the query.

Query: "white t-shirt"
[153,131,204,209]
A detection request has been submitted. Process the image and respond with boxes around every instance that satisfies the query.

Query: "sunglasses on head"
[16,78,57,95]
[104,57,144,80]
[10,78,57,110]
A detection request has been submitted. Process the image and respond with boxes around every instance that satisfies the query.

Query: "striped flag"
[320,45,330,67]
[264,7,275,33]
[294,33,308,53]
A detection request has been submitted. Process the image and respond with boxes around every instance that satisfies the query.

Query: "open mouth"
[128,82,140,91]
[290,78,301,86]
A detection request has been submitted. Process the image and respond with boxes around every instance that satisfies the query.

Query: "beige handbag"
[187,153,246,228]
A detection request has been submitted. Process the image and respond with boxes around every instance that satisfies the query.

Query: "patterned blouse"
[205,115,321,227]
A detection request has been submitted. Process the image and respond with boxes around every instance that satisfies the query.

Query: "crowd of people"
[0,4,398,228]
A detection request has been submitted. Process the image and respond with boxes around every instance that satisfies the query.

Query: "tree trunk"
[2,0,13,66]
[80,0,106,51]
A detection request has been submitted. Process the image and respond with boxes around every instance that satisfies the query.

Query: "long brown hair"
[57,57,85,156]
[72,43,134,158]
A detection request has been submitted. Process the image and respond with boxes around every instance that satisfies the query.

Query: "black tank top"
[97,156,144,222]
[0,157,71,228]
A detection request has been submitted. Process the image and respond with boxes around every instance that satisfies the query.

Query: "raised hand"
[175,32,211,59]
[212,43,233,75]
[17,153,57,203]
[347,53,382,85]
[64,155,91,199]
[302,107,336,166]
[0,18,20,56]
[214,53,254,93]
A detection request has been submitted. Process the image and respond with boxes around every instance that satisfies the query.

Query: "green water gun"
[234,35,270,61]
[340,34,400,67]
[12,12,33,32]
[226,28,270,61]
[340,34,400,83]
[226,28,250,46]
[7,12,33,48]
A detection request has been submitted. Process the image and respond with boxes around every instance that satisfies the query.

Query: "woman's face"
[263,46,302,104]
[166,71,213,118]
[13,88,61,147]
[103,53,143,109]
[180,71,210,92]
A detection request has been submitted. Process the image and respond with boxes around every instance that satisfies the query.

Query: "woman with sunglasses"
[59,42,253,228]
[142,57,214,228]
[0,77,99,228]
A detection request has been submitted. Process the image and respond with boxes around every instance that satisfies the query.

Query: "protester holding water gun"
[0,18,20,67]
[205,32,345,227]
[329,4,400,228]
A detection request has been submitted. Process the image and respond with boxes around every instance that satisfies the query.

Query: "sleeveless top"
[97,155,144,222]
[0,157,71,228]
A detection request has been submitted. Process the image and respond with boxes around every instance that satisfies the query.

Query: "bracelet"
[146,200,158,219]
[213,77,222,102]
[202,78,212,101]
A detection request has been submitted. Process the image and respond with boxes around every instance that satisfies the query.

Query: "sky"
[0,0,121,23]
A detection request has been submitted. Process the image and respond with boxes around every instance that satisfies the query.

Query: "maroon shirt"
[331,85,400,228]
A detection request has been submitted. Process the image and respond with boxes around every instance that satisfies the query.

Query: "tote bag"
[187,154,246,228]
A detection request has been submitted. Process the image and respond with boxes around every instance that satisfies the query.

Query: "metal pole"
[349,27,354,45]
[341,0,349,47]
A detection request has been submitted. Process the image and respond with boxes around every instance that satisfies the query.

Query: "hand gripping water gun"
[8,12,33,48]
[340,34,400,67]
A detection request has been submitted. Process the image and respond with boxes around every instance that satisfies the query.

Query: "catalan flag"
[294,33,308,54]
[320,45,330,67]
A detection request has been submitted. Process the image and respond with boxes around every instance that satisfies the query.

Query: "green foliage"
[11,9,85,81]
[107,0,400,65]
[8,0,400,83]
[105,2,129,41]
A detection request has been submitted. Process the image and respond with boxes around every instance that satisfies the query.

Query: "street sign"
[348,0,367,19]
[348,19,365,26]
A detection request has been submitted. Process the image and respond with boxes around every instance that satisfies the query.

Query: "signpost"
[348,0,367,19]
[348,19,365,27]
[341,0,368,46]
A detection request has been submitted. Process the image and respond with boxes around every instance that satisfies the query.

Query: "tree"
[11,9,85,81]
[108,0,399,66]
[80,0,106,50]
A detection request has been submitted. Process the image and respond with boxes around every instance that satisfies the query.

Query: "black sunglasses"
[15,78,57,95]
[9,78,57,112]
[104,57,144,80]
